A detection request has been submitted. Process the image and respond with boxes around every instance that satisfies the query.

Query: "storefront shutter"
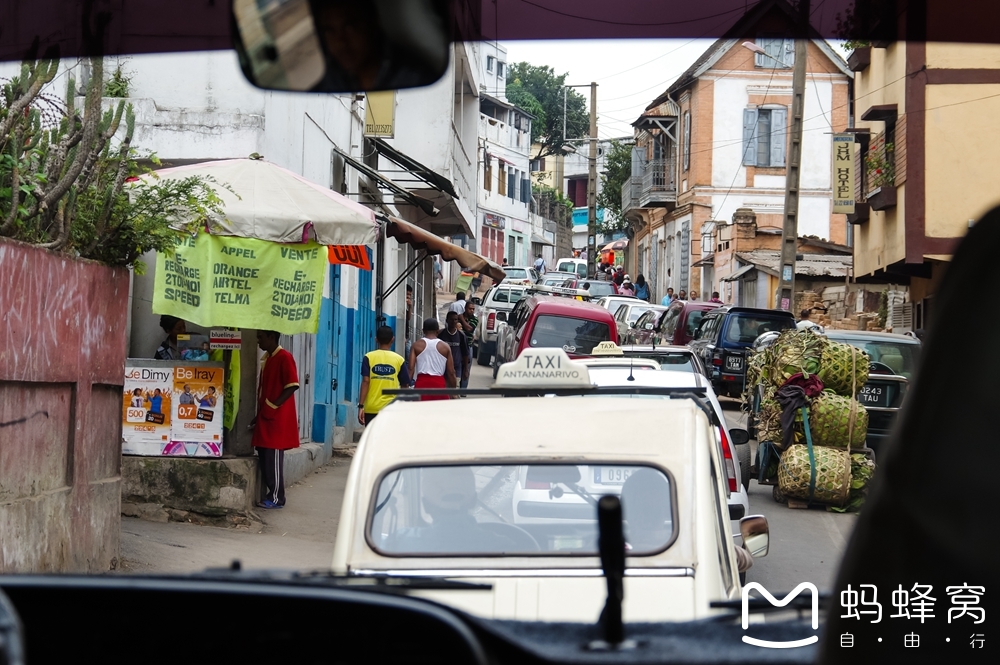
[742,108,758,165]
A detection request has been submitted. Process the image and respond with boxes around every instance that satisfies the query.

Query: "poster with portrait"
[122,363,173,455]
[166,363,224,457]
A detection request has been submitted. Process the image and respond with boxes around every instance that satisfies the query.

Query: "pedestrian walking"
[619,279,635,297]
[251,330,300,509]
[613,267,625,287]
[634,274,650,301]
[359,326,410,426]
[709,291,723,304]
[678,289,687,301]
[459,300,478,336]
[408,318,457,400]
[439,311,471,390]
[434,259,443,290]
[533,254,546,274]
[448,291,467,316]
[470,271,483,295]
[660,287,675,306]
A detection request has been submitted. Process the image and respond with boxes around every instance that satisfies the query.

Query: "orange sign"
[328,245,372,270]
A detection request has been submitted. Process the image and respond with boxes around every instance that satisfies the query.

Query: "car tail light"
[712,352,723,367]
[487,312,496,331]
[525,480,551,490]
[719,427,738,495]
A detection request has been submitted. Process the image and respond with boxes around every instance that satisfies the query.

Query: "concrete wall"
[1,238,129,572]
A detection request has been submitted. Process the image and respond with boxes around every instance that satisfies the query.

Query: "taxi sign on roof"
[589,341,624,356]
[494,347,593,388]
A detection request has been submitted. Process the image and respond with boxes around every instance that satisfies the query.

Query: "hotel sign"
[832,134,855,214]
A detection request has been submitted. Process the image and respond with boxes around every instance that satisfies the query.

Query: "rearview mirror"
[231,0,451,93]
[729,428,750,446]
[739,515,769,558]
[471,297,482,306]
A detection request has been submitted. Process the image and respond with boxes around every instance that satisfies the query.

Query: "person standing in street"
[449,291,467,316]
[502,257,509,267]
[440,311,471,391]
[154,315,186,360]
[434,259,443,290]
[660,287,675,306]
[533,254,546,274]
[634,274,650,301]
[359,326,410,426]
[408,318,457,401]
[251,330,300,510]
[709,291,724,304]
[678,289,687,301]
[459,300,478,337]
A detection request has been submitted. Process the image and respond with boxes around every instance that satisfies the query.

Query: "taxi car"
[332,349,768,623]
[618,344,706,375]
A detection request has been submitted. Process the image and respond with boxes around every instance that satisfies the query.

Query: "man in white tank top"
[407,318,457,401]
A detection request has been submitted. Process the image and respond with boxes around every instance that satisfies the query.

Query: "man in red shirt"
[251,330,300,509]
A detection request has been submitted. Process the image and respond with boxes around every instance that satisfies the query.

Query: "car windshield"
[369,464,674,556]
[583,282,616,297]
[528,315,613,354]
[625,352,698,373]
[828,337,920,379]
[723,314,795,344]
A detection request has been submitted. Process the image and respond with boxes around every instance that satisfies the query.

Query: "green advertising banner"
[153,232,326,335]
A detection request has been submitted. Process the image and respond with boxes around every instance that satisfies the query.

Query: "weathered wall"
[0,237,128,572]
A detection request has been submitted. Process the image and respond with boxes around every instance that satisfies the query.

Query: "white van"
[555,257,587,278]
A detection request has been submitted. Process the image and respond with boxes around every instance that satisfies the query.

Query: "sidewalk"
[119,457,352,573]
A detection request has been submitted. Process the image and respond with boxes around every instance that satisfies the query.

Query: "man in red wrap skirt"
[251,330,300,509]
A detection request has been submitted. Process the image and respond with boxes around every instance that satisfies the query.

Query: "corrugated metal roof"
[735,250,852,278]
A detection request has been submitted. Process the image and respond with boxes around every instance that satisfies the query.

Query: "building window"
[487,55,495,73]
[682,111,691,171]
[530,158,546,172]
[498,167,507,197]
[755,36,794,68]
[497,61,506,78]
[742,107,787,167]
[507,168,517,199]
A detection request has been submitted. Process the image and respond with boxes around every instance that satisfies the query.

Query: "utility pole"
[776,0,810,311]
[587,82,598,279]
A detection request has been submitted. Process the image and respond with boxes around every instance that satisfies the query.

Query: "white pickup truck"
[472,283,527,366]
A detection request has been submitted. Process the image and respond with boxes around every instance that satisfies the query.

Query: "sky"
[503,38,848,140]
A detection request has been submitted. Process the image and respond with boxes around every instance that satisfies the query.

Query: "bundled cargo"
[777,444,852,506]
[818,339,869,396]
[808,390,868,449]
[766,329,825,384]
[829,452,877,513]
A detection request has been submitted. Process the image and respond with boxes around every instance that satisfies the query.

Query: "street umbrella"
[602,239,628,252]
[140,158,378,245]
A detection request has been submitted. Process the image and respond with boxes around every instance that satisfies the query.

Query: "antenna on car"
[587,495,636,651]
[627,353,636,381]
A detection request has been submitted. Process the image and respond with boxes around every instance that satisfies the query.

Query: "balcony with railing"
[639,157,678,208]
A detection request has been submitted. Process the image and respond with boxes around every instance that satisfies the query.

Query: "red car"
[492,295,618,378]
[627,300,719,347]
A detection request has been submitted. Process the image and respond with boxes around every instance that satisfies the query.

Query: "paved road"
[467,361,858,593]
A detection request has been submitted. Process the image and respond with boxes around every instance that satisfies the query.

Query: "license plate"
[858,384,889,408]
[594,467,632,485]
[725,355,743,371]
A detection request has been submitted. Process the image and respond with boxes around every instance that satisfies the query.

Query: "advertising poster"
[122,364,173,456]
[166,364,224,457]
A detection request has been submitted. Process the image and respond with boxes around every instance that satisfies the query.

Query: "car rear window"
[627,306,653,323]
[492,288,525,304]
[722,314,795,344]
[368,464,674,556]
[504,268,528,280]
[584,282,617,297]
[626,352,698,373]
[684,311,706,337]
[528,315,613,354]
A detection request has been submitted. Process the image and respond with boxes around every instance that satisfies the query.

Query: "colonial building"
[622,0,851,304]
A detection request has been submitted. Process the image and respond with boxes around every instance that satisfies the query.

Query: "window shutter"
[683,111,691,171]
[631,146,645,175]
[782,39,795,67]
[521,178,530,203]
[770,107,787,167]
[507,170,515,198]
[742,108,758,165]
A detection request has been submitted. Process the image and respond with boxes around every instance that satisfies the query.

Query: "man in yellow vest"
[358,326,410,426]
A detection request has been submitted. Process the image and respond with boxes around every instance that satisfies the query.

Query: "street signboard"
[210,329,241,350]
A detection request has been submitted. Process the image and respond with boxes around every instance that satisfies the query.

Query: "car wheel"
[737,443,751,491]
[477,345,492,366]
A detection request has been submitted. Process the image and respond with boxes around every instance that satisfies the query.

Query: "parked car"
[560,277,618,297]
[472,283,528,366]
[627,300,718,347]
[333,348,766,621]
[554,257,588,278]
[594,295,639,315]
[611,302,664,340]
[688,306,796,398]
[500,266,540,285]
[822,330,921,454]
[538,271,579,287]
[493,295,617,378]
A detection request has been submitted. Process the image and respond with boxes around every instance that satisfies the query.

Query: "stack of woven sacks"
[744,329,877,511]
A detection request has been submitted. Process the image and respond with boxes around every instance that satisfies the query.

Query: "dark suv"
[688,306,796,398]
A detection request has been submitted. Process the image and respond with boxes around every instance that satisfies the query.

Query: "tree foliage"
[596,139,633,234]
[1,57,223,269]
[506,62,588,161]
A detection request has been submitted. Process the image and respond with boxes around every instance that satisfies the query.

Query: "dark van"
[688,305,796,398]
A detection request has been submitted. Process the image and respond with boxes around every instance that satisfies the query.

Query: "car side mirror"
[729,428,750,446]
[231,0,451,93]
[496,312,507,322]
[471,297,482,306]
[739,515,770,558]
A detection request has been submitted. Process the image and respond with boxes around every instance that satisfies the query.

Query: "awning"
[692,254,715,268]
[531,234,555,247]
[721,264,756,282]
[385,217,505,282]
[331,145,439,216]
[372,138,458,198]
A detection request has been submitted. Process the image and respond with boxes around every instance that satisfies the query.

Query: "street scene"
[1,0,994,662]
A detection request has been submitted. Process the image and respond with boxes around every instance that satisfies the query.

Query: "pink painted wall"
[0,237,129,572]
